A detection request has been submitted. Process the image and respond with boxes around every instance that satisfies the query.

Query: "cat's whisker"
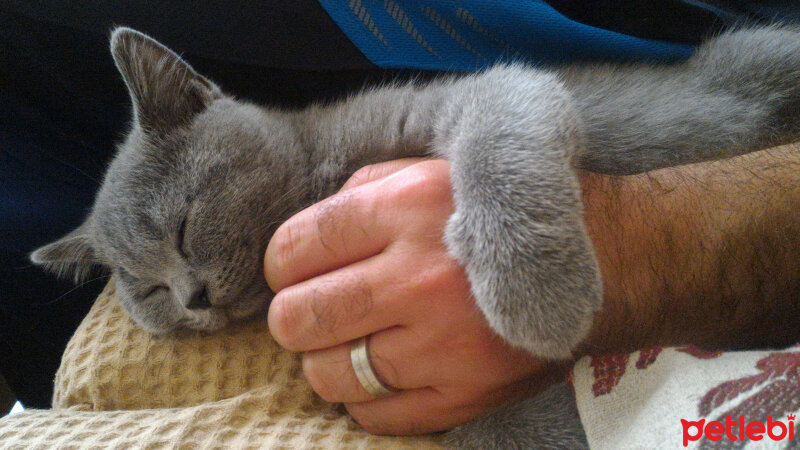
[266,172,315,207]
[41,273,112,306]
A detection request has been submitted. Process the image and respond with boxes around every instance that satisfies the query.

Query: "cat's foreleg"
[566,25,800,174]
[446,383,588,450]
[436,66,601,359]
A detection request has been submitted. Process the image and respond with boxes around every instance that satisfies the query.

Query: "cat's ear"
[30,223,99,283]
[110,27,222,133]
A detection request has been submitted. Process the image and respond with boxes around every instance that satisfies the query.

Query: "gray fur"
[447,383,588,450]
[566,24,800,174]
[30,26,800,447]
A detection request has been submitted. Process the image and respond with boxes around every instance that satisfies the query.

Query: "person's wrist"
[573,146,800,355]
[574,169,671,356]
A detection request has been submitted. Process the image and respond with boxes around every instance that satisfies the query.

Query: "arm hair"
[578,143,800,353]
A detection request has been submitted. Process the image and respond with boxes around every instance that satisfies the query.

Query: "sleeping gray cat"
[31,26,800,448]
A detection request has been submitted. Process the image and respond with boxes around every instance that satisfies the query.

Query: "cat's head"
[31,28,309,334]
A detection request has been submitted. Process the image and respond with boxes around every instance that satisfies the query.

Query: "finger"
[297,303,550,405]
[264,184,391,292]
[345,389,472,435]
[265,160,453,292]
[268,248,460,351]
[345,384,523,435]
[301,327,438,403]
[339,158,426,191]
[269,252,397,351]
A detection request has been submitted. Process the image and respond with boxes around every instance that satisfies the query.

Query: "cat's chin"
[137,296,270,335]
[181,295,270,332]
[225,298,270,322]
[177,309,230,332]
[223,284,273,323]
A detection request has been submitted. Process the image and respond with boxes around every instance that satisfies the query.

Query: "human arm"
[264,145,800,435]
[581,143,800,353]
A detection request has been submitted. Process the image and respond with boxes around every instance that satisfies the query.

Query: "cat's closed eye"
[118,267,168,300]
[177,216,190,258]
[143,285,169,299]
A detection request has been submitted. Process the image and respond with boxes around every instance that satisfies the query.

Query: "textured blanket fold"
[1,280,797,448]
[0,281,440,449]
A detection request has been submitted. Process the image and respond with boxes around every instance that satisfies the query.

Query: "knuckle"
[313,191,357,250]
[309,275,373,335]
[348,164,379,187]
[270,274,376,351]
[358,189,382,232]
[308,282,341,335]
[335,275,374,322]
[405,254,465,298]
[389,163,453,209]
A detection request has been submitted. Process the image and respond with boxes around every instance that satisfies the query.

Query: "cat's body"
[32,26,800,448]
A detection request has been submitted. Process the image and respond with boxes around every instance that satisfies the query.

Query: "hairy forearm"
[577,144,800,354]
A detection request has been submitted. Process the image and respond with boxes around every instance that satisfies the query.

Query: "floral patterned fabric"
[573,345,800,449]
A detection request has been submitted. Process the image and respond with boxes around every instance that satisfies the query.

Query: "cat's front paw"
[445,208,602,360]
[436,64,602,359]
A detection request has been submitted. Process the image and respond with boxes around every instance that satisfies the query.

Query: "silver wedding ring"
[350,336,397,398]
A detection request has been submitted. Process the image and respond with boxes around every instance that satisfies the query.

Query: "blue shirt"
[318,0,694,71]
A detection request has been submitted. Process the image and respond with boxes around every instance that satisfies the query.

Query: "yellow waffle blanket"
[0,281,441,449]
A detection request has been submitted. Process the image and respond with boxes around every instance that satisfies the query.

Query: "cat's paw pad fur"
[445,209,602,360]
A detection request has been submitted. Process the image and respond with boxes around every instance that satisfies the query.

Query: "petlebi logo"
[682,414,796,447]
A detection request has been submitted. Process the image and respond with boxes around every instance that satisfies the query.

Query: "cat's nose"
[185,285,212,310]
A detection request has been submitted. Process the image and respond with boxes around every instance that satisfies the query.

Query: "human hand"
[264,159,560,435]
